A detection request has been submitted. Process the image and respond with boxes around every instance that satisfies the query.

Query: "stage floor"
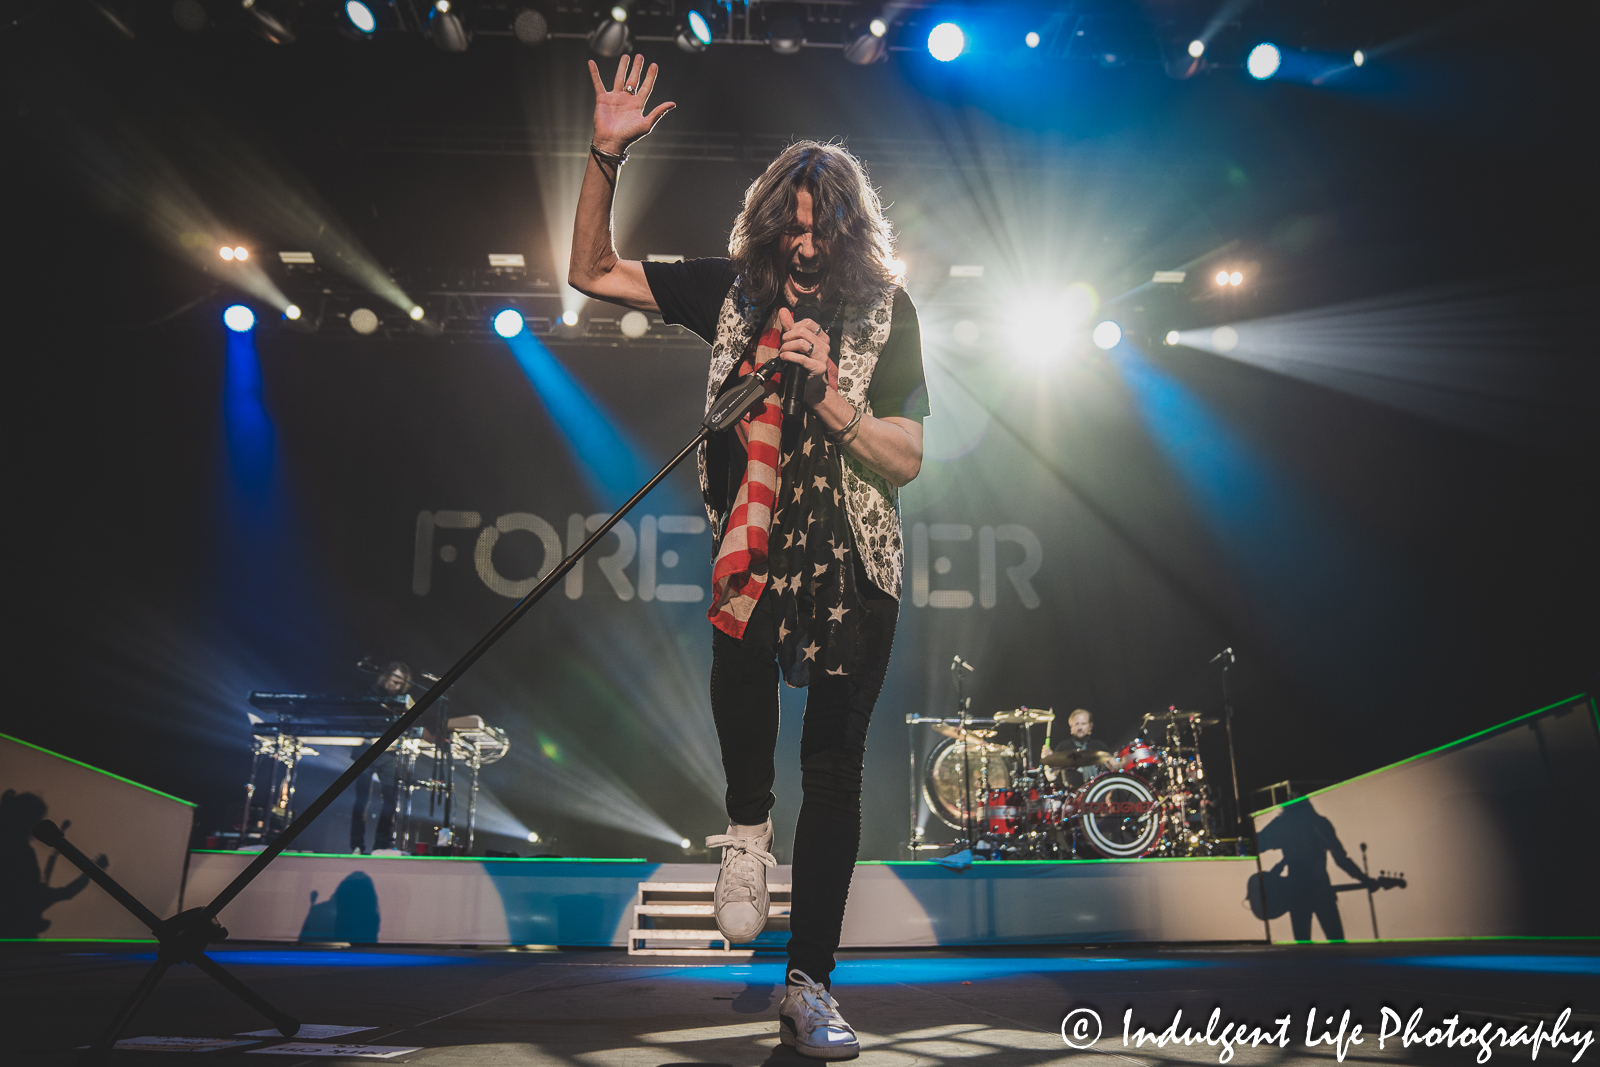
[6,941,1597,1066]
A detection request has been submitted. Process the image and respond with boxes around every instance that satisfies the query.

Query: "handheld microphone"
[782,296,822,418]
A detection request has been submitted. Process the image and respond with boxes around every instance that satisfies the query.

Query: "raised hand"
[588,54,676,155]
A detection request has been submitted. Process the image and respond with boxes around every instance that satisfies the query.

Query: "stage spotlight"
[512,7,548,45]
[240,0,296,45]
[845,12,888,64]
[344,0,376,33]
[526,830,540,843]
[589,8,631,57]
[220,246,235,261]
[494,309,525,338]
[1353,49,1365,67]
[1164,329,1180,345]
[223,305,256,333]
[408,305,425,321]
[429,0,469,52]
[1247,42,1281,79]
[927,22,964,62]
[619,310,649,339]
[1215,270,1229,286]
[349,307,379,335]
[562,309,579,326]
[233,246,249,261]
[675,2,712,52]
[767,10,804,55]
[1092,320,1121,350]
[679,836,692,849]
[171,0,207,32]
[284,304,302,321]
[1025,31,1040,48]
[1188,39,1204,58]
[1229,271,1243,286]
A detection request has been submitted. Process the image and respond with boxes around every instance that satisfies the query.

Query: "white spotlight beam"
[1173,282,1596,449]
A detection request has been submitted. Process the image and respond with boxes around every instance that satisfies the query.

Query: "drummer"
[1042,709,1124,787]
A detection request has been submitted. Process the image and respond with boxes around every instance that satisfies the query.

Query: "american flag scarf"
[707,307,868,685]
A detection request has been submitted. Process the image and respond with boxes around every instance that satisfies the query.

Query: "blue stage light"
[928,22,964,61]
[1025,31,1040,49]
[223,305,256,333]
[1247,42,1281,79]
[687,9,711,45]
[1092,320,1122,350]
[344,0,376,33]
[493,309,525,338]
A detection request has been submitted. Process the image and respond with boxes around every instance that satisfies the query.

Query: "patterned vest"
[698,283,905,599]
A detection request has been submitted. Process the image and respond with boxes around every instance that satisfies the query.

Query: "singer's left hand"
[776,306,837,392]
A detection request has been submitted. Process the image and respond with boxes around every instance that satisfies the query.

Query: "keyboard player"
[351,661,412,855]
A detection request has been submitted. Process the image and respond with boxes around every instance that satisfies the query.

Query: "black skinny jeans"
[710,565,898,987]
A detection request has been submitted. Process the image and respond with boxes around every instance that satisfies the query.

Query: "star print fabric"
[706,308,867,687]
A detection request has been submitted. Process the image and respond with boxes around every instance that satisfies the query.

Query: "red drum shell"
[1117,737,1162,770]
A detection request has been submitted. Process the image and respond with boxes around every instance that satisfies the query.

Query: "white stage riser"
[179,854,1266,947]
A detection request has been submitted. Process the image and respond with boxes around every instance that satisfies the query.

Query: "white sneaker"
[779,968,859,1059]
[704,819,775,943]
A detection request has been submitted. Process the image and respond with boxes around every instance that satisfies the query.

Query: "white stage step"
[627,881,792,957]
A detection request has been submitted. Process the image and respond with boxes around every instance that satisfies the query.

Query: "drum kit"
[909,706,1229,859]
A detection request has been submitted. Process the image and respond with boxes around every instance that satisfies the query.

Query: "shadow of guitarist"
[0,791,109,938]
[1251,798,1404,941]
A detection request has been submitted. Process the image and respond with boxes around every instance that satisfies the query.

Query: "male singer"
[568,55,928,1059]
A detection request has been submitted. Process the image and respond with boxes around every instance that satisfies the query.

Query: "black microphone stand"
[32,360,784,1063]
[1212,647,1248,855]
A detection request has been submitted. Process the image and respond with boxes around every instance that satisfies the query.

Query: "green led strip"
[1,733,196,808]
[1250,693,1595,818]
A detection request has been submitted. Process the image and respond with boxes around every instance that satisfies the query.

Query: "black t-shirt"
[641,257,931,422]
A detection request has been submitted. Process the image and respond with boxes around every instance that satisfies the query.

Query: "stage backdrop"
[1,734,195,940]
[1249,695,1599,943]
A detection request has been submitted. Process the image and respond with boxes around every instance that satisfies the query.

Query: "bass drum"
[923,737,1017,829]
[1075,772,1164,858]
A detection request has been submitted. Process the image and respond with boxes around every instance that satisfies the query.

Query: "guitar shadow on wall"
[0,790,110,938]
[298,871,381,943]
[1248,798,1407,941]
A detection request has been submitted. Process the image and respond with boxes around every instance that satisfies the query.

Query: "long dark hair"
[728,141,899,308]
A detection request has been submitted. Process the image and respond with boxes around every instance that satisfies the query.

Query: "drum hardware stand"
[951,655,977,853]
[31,358,784,1063]
[1211,647,1248,855]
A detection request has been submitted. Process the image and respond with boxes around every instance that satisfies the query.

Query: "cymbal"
[932,723,997,740]
[993,707,1055,724]
[1143,710,1220,725]
[1041,748,1111,770]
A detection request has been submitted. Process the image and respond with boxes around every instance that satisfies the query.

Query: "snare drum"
[1117,737,1162,774]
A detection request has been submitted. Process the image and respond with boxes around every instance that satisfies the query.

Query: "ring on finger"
[806,341,815,356]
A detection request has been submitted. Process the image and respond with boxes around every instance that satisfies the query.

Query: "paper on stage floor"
[248,1043,421,1059]
[238,1025,375,1039]
[90,1037,263,1052]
